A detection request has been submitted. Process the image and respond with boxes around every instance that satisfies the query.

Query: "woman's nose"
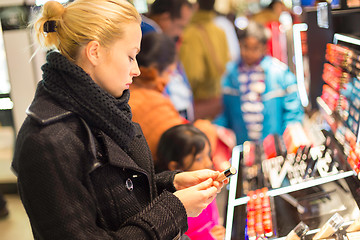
[132,63,141,77]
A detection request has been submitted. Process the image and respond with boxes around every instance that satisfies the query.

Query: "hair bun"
[43,1,65,19]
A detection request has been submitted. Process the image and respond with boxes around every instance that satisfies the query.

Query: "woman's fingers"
[195,178,213,190]
[194,169,219,181]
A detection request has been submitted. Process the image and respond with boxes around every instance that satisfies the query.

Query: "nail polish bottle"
[286,221,309,240]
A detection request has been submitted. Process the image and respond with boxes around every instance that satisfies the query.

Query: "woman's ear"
[168,161,179,171]
[85,40,101,66]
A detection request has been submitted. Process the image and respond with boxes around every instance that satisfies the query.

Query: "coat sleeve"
[155,170,178,193]
[13,123,187,240]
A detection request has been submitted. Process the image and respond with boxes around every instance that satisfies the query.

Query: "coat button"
[125,178,133,191]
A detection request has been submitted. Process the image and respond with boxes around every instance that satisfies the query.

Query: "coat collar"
[28,82,152,177]
[26,82,73,125]
[102,128,150,174]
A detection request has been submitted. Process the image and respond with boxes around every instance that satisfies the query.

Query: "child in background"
[156,124,226,240]
[214,21,304,145]
[129,32,232,171]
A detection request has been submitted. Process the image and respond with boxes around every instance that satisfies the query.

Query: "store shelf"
[230,146,356,207]
[225,141,359,240]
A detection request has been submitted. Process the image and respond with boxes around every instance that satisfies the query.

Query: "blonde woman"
[12,1,224,239]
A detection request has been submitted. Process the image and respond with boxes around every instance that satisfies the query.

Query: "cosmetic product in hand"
[313,213,344,239]
[216,166,237,182]
[286,221,309,240]
[346,217,360,232]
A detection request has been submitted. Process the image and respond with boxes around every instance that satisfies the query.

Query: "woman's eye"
[129,56,134,62]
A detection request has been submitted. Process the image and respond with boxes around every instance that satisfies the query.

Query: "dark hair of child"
[155,124,212,173]
[236,21,269,45]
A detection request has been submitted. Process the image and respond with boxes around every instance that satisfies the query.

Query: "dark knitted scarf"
[41,51,136,149]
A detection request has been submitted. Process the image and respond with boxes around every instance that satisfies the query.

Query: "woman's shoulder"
[17,83,86,154]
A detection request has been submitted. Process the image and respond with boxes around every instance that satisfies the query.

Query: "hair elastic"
[43,20,57,33]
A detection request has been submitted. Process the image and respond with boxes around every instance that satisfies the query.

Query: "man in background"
[179,0,230,120]
[141,0,196,121]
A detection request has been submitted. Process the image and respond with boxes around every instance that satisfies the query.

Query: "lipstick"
[216,167,237,182]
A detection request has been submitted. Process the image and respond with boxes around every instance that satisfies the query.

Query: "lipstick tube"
[216,166,237,182]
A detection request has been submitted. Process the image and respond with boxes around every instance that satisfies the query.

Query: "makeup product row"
[246,188,273,240]
[345,76,360,137]
[285,213,360,239]
[262,139,339,188]
[322,63,350,92]
[326,43,360,77]
[285,213,343,240]
[321,84,340,112]
[347,147,360,177]
[323,43,360,141]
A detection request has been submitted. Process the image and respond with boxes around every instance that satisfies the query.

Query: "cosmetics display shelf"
[317,96,354,156]
[320,34,360,179]
[225,135,360,240]
[224,32,360,239]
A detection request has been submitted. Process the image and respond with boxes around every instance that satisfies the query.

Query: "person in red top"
[129,32,219,164]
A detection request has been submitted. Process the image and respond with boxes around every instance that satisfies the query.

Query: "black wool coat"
[12,85,188,239]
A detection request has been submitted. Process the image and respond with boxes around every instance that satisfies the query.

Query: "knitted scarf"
[41,51,136,149]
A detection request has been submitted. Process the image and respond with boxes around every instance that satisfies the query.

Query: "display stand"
[225,145,359,239]
[224,33,360,240]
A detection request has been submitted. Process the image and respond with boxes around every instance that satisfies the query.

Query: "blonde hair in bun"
[32,1,64,50]
[31,0,141,62]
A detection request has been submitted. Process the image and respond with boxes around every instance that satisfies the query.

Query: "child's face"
[240,36,267,66]
[183,142,213,171]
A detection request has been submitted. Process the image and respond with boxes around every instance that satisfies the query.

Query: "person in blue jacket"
[213,21,304,145]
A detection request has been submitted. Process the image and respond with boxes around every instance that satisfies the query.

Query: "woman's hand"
[173,178,218,217]
[210,225,226,240]
[174,169,228,193]
[174,169,218,190]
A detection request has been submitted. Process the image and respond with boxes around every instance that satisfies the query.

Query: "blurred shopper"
[214,13,240,62]
[251,0,290,63]
[141,0,193,40]
[141,0,196,121]
[214,21,303,145]
[12,1,225,239]
[129,32,219,166]
[156,124,226,240]
[252,0,287,25]
[180,0,230,120]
